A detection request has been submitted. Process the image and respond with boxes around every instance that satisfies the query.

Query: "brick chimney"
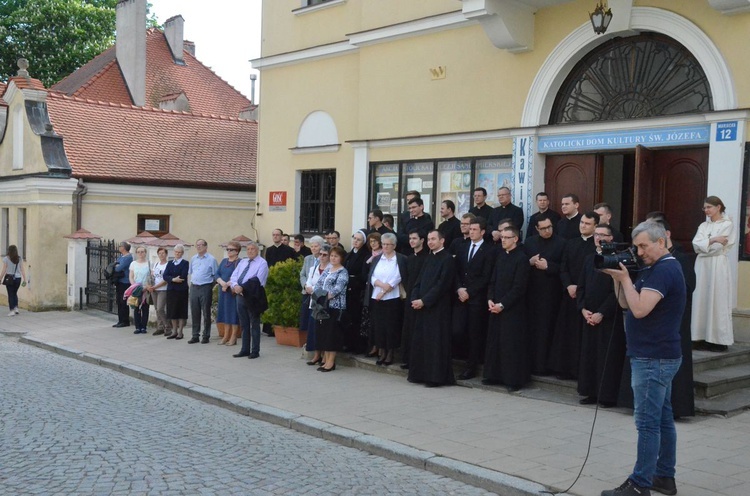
[164,15,185,64]
[116,0,146,107]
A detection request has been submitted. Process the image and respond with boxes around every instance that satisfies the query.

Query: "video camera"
[594,242,640,271]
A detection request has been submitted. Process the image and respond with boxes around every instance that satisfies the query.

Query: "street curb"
[18,335,565,496]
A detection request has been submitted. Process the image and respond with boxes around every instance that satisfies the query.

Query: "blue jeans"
[237,295,261,355]
[6,277,21,310]
[630,357,682,488]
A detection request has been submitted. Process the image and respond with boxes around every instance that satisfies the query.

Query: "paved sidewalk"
[2,310,750,495]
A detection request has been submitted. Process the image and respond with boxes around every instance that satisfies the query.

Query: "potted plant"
[261,257,306,347]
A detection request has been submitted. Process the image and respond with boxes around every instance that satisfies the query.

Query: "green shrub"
[261,258,303,327]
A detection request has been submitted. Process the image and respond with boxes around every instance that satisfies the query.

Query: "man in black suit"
[449,213,474,255]
[262,228,296,336]
[368,209,394,236]
[438,199,462,249]
[454,217,496,380]
[593,202,624,242]
[469,187,493,222]
[399,197,434,254]
[556,193,583,240]
[488,187,524,242]
[526,192,561,239]
[398,190,421,235]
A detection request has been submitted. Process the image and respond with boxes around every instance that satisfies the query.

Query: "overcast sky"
[149,0,263,102]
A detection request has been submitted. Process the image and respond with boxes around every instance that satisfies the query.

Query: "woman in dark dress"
[163,244,189,340]
[362,232,382,357]
[216,241,241,345]
[314,245,349,372]
[344,231,369,354]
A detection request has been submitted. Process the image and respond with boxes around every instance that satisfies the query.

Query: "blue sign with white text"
[537,125,711,153]
[716,121,738,142]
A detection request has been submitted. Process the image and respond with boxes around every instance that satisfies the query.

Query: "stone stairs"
[344,343,750,417]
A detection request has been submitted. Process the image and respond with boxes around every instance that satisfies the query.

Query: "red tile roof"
[63,228,103,239]
[47,93,257,189]
[7,76,46,91]
[52,28,251,117]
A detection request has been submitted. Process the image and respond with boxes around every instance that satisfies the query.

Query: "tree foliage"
[0,0,157,88]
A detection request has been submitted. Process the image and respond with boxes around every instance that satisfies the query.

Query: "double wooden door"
[545,147,708,247]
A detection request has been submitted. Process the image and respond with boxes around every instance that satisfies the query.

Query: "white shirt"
[371,254,402,301]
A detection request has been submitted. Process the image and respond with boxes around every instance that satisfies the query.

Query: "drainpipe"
[74,178,88,230]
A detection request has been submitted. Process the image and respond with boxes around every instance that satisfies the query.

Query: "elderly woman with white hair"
[163,244,190,340]
[300,236,326,364]
[365,232,408,366]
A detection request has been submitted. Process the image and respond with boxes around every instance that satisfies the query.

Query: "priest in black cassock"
[523,214,566,375]
[408,230,456,387]
[576,224,626,407]
[400,229,429,369]
[483,225,531,391]
[547,211,599,380]
[556,194,584,240]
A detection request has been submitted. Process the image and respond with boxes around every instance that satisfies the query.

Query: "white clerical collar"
[567,212,579,219]
[582,234,593,240]
[432,247,445,254]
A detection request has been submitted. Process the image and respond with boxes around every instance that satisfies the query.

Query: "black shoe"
[262,330,275,337]
[248,353,259,359]
[650,476,676,496]
[579,396,598,405]
[481,379,500,386]
[399,363,409,370]
[133,329,141,334]
[233,352,250,358]
[319,364,336,372]
[507,386,520,392]
[599,401,617,408]
[201,337,210,344]
[113,322,128,328]
[706,343,728,352]
[601,478,651,496]
[424,382,440,388]
[458,370,476,381]
[365,351,379,358]
[307,358,323,366]
[187,337,200,344]
[166,333,176,339]
[376,359,384,366]
[382,360,393,366]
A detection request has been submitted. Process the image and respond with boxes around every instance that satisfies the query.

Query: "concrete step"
[694,363,750,398]
[692,342,750,373]
[695,388,750,417]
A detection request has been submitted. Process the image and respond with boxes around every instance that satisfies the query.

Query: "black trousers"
[115,282,130,325]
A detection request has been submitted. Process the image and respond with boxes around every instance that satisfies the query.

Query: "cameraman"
[601,221,685,496]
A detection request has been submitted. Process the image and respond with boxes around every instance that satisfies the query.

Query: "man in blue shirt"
[113,241,133,328]
[602,221,686,496]
[230,241,269,359]
[188,239,218,344]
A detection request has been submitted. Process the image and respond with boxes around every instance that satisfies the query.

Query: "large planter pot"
[273,325,307,347]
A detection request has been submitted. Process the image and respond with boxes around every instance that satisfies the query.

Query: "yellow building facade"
[253,1,750,324]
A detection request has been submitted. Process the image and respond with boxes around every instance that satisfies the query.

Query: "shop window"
[369,156,511,229]
[300,170,336,234]
[437,161,472,217]
[551,33,712,124]
[137,215,170,237]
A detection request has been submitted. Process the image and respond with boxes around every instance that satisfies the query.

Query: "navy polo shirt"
[624,254,686,359]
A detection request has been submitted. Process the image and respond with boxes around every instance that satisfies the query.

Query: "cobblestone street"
[0,337,492,495]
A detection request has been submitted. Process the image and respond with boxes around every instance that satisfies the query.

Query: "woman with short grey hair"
[163,244,189,340]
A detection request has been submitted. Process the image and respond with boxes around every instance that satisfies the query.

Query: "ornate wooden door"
[544,154,600,213]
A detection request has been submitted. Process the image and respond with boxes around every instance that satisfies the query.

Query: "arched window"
[550,33,712,124]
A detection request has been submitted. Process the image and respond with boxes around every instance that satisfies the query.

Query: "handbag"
[2,263,18,286]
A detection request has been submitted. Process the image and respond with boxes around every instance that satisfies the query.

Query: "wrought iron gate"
[86,239,119,313]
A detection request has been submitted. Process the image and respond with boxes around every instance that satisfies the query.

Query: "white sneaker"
[14,308,19,315]
[7,311,15,317]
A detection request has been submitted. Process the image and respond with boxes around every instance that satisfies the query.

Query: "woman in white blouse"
[365,233,408,366]
[129,246,151,335]
[691,195,735,352]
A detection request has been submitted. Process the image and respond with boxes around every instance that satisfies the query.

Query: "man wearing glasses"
[488,187,525,242]
[577,224,626,408]
[548,211,600,380]
[523,214,566,375]
[449,213,475,255]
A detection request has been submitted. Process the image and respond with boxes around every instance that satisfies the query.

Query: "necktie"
[468,243,476,262]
